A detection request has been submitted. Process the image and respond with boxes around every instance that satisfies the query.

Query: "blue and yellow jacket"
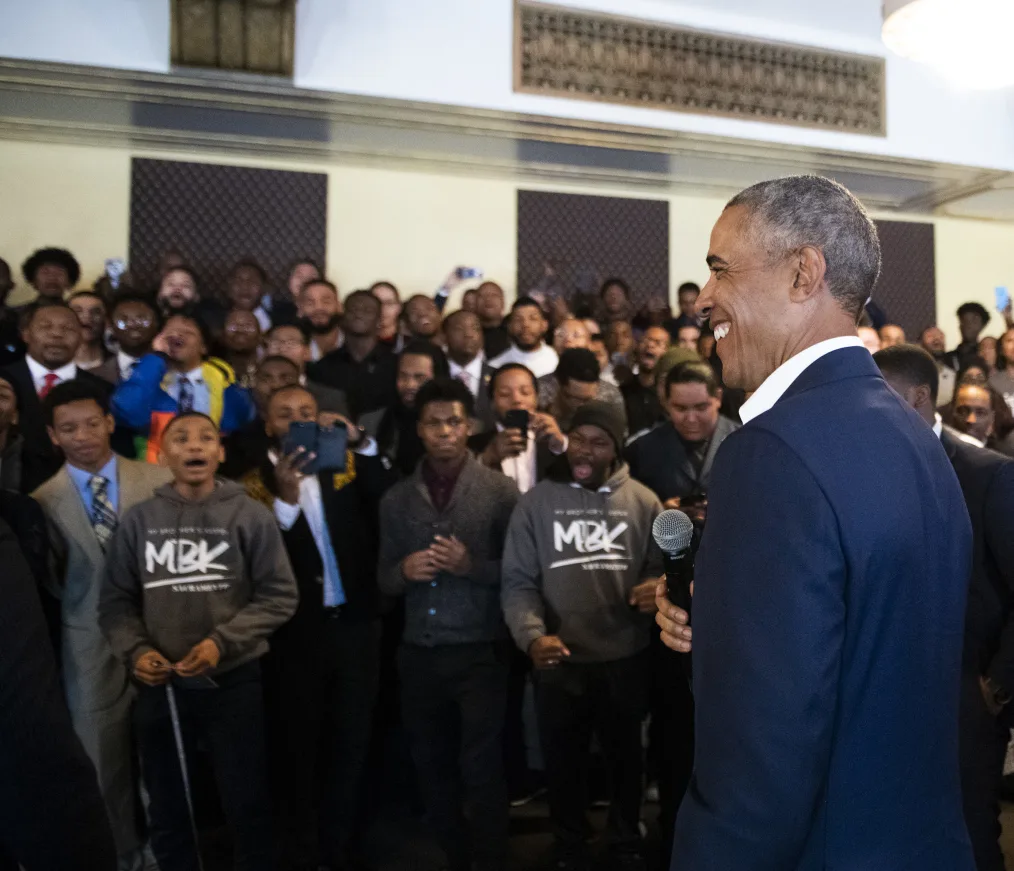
[112,353,255,457]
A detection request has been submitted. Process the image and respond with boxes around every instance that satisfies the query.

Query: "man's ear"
[788,245,828,304]
[46,425,59,449]
[913,383,934,412]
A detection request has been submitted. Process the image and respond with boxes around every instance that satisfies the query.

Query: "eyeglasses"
[115,316,154,329]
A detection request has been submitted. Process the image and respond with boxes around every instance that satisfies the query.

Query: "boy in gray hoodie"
[502,401,663,871]
[100,411,297,871]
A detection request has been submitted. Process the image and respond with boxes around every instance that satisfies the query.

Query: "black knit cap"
[568,400,626,454]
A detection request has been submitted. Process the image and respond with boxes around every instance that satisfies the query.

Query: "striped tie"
[89,475,117,551]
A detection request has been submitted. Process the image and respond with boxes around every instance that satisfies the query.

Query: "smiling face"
[223,309,262,354]
[299,282,343,334]
[699,205,814,391]
[567,423,615,489]
[112,300,158,355]
[228,264,264,312]
[553,318,591,355]
[161,415,223,487]
[69,295,106,344]
[25,306,82,368]
[404,296,440,339]
[342,292,381,339]
[48,398,115,470]
[158,268,197,312]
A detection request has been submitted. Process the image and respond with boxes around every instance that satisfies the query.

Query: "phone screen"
[503,409,530,440]
[996,286,1010,313]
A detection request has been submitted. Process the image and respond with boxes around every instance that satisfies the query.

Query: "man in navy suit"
[660,176,975,870]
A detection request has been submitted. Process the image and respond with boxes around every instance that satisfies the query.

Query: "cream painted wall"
[1,138,1011,348]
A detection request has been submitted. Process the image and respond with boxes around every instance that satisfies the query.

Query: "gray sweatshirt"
[501,462,663,664]
[99,480,298,673]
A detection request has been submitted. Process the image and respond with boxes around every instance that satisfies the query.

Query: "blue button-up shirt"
[67,454,119,516]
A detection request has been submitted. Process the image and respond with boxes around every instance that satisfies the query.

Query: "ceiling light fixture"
[883,0,1014,90]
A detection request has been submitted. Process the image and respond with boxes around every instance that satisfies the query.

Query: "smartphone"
[281,421,348,474]
[431,520,453,541]
[996,286,1010,313]
[503,408,529,440]
[456,267,484,280]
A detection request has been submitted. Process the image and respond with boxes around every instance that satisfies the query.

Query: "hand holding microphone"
[653,509,695,655]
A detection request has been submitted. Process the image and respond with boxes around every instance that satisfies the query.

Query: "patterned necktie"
[39,372,59,399]
[456,369,474,395]
[89,475,117,551]
[178,376,195,414]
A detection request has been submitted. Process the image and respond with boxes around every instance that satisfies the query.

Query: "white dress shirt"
[117,350,140,382]
[450,353,485,398]
[26,356,77,396]
[489,343,560,379]
[166,366,211,415]
[496,423,567,494]
[270,453,346,607]
[739,336,865,424]
[252,306,272,333]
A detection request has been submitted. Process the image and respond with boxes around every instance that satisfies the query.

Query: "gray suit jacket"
[33,457,172,714]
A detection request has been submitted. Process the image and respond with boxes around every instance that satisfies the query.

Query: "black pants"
[263,616,381,868]
[535,651,651,860]
[399,641,510,871]
[648,633,694,859]
[134,661,273,871]
[959,673,1011,871]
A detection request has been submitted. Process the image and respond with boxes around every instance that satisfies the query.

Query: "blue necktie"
[320,527,347,607]
[178,376,194,414]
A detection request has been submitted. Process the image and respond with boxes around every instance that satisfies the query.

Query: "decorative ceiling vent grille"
[171,0,295,77]
[514,1,886,136]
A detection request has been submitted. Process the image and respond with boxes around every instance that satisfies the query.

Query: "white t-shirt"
[489,343,559,379]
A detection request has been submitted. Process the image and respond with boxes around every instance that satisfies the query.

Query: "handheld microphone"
[652,509,695,623]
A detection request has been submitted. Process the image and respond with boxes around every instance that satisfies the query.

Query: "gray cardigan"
[378,454,519,647]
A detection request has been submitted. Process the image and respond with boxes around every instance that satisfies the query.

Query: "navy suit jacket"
[672,348,975,871]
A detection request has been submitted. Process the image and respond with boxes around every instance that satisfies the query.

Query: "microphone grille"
[652,509,694,555]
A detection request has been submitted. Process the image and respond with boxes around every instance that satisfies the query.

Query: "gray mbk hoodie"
[501,462,663,664]
[99,479,298,673]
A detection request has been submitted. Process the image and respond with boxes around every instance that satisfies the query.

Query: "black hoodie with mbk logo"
[99,480,298,673]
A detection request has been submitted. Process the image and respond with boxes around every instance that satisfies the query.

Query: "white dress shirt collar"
[26,355,77,392]
[449,353,485,396]
[117,350,140,382]
[495,422,538,494]
[739,336,866,424]
[933,412,943,438]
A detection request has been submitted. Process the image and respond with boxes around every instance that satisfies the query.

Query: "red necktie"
[39,373,59,399]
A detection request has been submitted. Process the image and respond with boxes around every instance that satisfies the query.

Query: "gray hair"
[726,175,882,320]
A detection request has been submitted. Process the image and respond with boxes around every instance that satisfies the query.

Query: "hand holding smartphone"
[282,421,348,473]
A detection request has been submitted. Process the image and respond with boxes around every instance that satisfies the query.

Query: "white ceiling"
[655,0,883,38]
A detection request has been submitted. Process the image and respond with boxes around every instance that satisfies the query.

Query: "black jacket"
[245,451,396,635]
[307,344,397,418]
[0,518,115,870]
[0,359,116,492]
[940,428,1014,694]
[624,415,740,504]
